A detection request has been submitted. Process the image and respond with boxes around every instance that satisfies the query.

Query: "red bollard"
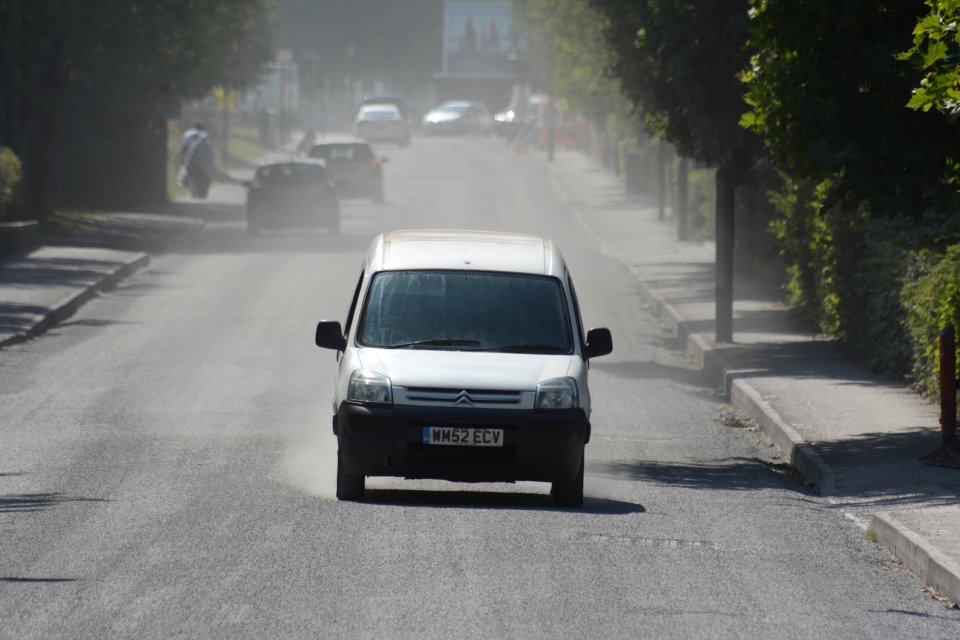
[921,324,960,467]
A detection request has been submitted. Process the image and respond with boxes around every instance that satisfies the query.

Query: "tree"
[590,0,764,341]
[512,0,627,125]
[742,0,960,218]
[900,0,960,116]
[0,0,277,220]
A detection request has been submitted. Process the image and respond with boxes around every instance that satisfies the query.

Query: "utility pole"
[715,167,735,343]
[219,88,230,169]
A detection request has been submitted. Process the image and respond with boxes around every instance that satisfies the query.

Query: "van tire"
[551,454,584,508]
[337,452,365,501]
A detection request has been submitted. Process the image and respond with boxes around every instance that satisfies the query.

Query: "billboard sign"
[443,2,517,79]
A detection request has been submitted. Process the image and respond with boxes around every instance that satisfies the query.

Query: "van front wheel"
[336,452,365,501]
[551,454,584,508]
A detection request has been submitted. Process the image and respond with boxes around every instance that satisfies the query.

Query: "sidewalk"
[546,149,960,605]
[0,211,203,348]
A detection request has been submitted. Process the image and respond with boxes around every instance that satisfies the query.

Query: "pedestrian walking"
[179,123,216,199]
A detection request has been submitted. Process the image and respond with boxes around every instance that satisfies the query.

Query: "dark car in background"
[308,139,387,204]
[420,101,493,136]
[243,159,340,236]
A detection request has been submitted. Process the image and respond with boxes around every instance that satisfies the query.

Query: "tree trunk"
[150,118,169,206]
[715,167,735,343]
[677,157,689,241]
[20,81,63,223]
[657,138,666,221]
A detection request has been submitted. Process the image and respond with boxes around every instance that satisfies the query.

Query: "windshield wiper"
[480,343,568,353]
[385,338,482,349]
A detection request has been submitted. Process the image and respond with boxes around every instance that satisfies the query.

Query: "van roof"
[366,229,564,276]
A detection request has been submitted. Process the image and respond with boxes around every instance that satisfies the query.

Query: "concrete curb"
[868,511,960,604]
[636,279,838,496]
[0,252,149,349]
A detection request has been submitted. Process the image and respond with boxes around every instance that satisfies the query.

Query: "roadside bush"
[0,146,22,222]
[832,214,916,376]
[735,163,783,278]
[769,174,919,377]
[686,165,716,241]
[903,242,960,398]
[769,176,832,327]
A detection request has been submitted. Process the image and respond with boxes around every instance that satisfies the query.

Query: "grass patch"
[864,530,878,544]
[227,124,272,167]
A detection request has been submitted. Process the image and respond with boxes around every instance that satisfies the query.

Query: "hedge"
[771,173,960,399]
[0,146,22,222]
[904,243,960,399]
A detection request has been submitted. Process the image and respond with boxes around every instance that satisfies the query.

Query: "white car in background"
[420,100,494,136]
[315,229,614,506]
[355,103,410,147]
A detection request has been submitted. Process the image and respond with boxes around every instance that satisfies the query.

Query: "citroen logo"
[453,390,473,406]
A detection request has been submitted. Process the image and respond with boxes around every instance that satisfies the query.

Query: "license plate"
[422,426,504,447]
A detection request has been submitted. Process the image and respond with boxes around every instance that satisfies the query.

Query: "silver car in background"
[355,104,410,147]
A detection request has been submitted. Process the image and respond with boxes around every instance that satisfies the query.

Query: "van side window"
[567,271,586,350]
[344,270,364,336]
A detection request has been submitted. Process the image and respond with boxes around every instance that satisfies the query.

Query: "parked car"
[308,139,386,204]
[355,103,410,147]
[420,100,493,136]
[243,159,339,236]
[315,229,614,506]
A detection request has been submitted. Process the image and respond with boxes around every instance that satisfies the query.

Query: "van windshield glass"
[358,271,572,352]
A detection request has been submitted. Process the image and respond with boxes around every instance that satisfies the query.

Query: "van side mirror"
[316,320,346,351]
[585,327,613,359]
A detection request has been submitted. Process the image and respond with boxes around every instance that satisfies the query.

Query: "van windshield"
[358,270,572,353]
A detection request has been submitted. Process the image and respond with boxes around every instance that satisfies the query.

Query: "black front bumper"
[335,402,588,483]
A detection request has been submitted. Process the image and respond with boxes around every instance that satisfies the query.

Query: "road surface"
[2,136,957,638]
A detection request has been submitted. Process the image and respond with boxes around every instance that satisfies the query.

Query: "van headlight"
[348,369,393,405]
[535,377,578,409]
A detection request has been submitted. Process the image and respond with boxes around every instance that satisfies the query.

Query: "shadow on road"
[591,359,712,388]
[175,223,372,257]
[0,493,109,513]
[591,457,810,493]
[0,577,79,584]
[361,488,645,515]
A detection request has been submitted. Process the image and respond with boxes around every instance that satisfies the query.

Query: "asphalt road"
[2,135,958,638]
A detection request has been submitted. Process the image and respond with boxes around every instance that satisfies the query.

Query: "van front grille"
[403,387,523,407]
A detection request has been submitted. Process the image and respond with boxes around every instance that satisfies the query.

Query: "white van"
[315,230,613,507]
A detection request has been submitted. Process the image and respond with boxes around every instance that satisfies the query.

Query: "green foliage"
[0,146,22,222]
[743,0,960,218]
[768,176,833,327]
[903,243,960,397]
[900,0,960,114]
[687,167,717,242]
[770,174,960,387]
[745,0,960,394]
[590,0,763,176]
[0,0,277,217]
[512,0,632,124]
